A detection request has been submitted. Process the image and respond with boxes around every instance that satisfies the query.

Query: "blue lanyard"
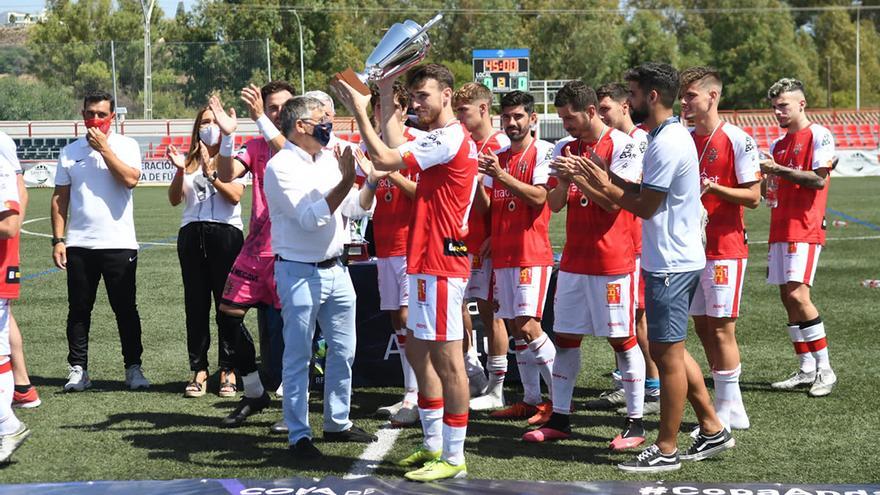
[648,116,680,139]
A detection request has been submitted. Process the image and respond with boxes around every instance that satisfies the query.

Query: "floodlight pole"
[855,0,861,111]
[141,0,155,119]
[292,9,305,94]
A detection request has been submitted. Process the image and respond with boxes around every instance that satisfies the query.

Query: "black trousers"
[66,247,143,370]
[177,221,244,372]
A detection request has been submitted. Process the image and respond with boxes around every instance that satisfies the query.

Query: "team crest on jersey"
[788,242,798,254]
[707,147,718,163]
[713,265,729,285]
[6,266,19,284]
[519,268,532,286]
[417,279,427,303]
[793,143,803,156]
[606,284,621,305]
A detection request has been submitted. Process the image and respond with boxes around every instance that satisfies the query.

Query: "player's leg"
[375,256,417,421]
[0,300,29,463]
[9,310,39,408]
[784,281,835,397]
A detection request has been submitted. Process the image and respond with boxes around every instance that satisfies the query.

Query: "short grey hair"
[767,78,805,100]
[303,90,335,114]
[279,96,323,137]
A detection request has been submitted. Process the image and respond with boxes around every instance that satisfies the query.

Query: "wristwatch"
[206,171,218,183]
[51,237,65,246]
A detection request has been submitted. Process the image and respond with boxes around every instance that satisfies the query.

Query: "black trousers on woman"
[177,221,245,372]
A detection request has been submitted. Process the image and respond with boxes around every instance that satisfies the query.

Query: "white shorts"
[493,266,553,320]
[408,274,468,342]
[689,259,747,318]
[376,256,409,310]
[465,254,493,301]
[0,299,9,356]
[553,271,636,338]
[767,242,822,286]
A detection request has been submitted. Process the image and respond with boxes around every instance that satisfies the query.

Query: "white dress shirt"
[264,143,374,263]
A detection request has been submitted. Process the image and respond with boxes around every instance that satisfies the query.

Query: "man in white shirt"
[50,91,149,392]
[263,95,379,459]
[578,63,732,473]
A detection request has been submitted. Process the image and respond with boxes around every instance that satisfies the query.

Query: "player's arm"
[472,181,491,214]
[0,174,20,239]
[15,175,27,227]
[0,210,18,239]
[208,95,249,182]
[332,80,405,171]
[704,180,761,209]
[386,171,417,199]
[212,176,245,206]
[240,84,288,152]
[760,159,828,189]
[547,177,570,213]
[378,79,407,148]
[494,166,549,209]
[571,174,620,212]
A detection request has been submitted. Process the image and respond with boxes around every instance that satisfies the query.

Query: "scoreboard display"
[472,48,530,93]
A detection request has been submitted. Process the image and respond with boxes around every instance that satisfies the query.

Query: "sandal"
[184,371,207,398]
[218,369,237,398]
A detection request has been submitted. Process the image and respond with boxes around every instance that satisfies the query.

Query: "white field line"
[21,216,175,246]
[344,423,402,479]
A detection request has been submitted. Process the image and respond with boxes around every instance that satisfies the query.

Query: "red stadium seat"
[830,124,845,135]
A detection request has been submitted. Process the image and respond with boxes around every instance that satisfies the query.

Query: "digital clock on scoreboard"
[472,48,530,93]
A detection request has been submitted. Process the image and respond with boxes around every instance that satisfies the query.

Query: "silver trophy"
[344,216,371,263]
[334,13,443,95]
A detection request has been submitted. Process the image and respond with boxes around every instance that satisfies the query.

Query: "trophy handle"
[375,13,444,69]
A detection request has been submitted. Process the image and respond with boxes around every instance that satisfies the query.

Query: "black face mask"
[312,121,333,147]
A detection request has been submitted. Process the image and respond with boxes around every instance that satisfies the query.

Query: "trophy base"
[343,242,370,263]
[333,68,371,96]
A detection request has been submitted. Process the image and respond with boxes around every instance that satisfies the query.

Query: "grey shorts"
[643,269,701,343]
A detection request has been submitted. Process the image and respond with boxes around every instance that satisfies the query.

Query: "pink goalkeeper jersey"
[235,138,274,256]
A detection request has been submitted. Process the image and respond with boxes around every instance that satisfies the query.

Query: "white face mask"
[198,125,220,146]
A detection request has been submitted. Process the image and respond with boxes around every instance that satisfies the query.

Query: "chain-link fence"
[0,39,270,121]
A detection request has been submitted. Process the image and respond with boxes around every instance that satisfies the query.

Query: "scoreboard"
[472,48,530,93]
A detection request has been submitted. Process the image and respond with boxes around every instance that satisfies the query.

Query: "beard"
[417,105,442,127]
[506,126,528,141]
[630,103,649,125]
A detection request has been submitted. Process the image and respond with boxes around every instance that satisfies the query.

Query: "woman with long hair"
[167,107,246,398]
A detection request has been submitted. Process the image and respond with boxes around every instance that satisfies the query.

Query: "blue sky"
[3,0,198,18]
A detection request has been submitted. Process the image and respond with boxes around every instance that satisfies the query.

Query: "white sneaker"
[468,370,489,397]
[390,403,419,426]
[808,368,837,397]
[125,365,150,390]
[0,422,30,464]
[771,370,816,390]
[469,392,505,411]
[63,365,91,392]
[376,400,404,418]
[275,382,284,397]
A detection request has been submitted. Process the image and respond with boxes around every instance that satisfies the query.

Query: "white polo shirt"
[640,119,706,273]
[263,143,374,263]
[55,133,141,250]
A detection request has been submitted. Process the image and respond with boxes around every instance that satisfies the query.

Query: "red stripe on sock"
[417,395,444,410]
[0,360,11,374]
[793,341,811,354]
[611,336,638,353]
[806,337,828,352]
[443,412,469,427]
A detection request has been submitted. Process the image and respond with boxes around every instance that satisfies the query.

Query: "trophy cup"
[333,13,444,95]
[344,216,371,264]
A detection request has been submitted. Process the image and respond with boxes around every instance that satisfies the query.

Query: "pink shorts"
[221,253,280,309]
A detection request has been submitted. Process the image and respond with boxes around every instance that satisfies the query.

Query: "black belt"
[275,255,339,268]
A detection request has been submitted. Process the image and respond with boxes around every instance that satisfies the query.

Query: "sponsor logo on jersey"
[5,266,19,284]
[444,238,468,257]
[606,283,621,305]
[519,267,532,285]
[713,264,729,285]
[744,136,755,153]
[707,147,718,163]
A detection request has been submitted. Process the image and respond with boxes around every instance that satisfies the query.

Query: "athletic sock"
[613,337,645,419]
[465,351,484,379]
[484,354,507,398]
[0,358,21,435]
[397,331,418,404]
[241,371,265,399]
[800,317,831,370]
[13,384,32,394]
[442,412,468,466]
[787,323,816,373]
[528,332,556,400]
[713,365,749,430]
[550,338,580,415]
[514,339,541,405]
[417,395,443,452]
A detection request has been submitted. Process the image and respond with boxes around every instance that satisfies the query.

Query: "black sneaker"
[618,444,681,473]
[323,425,377,443]
[289,437,322,459]
[680,428,735,461]
[221,392,271,428]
